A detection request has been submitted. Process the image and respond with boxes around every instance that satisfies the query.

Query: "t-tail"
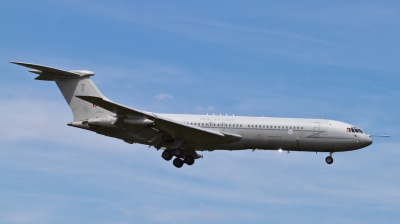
[10,62,114,121]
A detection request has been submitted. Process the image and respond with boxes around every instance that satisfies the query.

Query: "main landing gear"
[162,149,195,168]
[325,152,334,165]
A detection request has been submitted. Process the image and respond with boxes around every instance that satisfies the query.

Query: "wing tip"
[9,61,38,67]
[9,61,21,65]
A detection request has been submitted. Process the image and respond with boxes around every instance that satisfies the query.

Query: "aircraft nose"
[364,135,373,146]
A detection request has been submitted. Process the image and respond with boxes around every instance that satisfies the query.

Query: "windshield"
[346,127,363,133]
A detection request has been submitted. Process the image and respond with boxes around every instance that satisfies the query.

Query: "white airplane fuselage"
[12,61,379,167]
[99,114,372,152]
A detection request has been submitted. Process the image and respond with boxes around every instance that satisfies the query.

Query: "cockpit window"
[347,127,364,133]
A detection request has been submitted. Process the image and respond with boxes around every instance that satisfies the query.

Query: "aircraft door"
[313,122,320,137]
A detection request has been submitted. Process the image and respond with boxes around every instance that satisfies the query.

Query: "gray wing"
[76,95,241,145]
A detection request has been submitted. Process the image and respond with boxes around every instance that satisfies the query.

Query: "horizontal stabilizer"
[10,61,94,81]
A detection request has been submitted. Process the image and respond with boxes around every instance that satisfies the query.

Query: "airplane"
[11,61,389,168]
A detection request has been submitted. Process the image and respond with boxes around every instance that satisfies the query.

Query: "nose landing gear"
[325,152,334,164]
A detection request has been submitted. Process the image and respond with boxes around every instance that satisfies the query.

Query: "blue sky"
[1,1,400,223]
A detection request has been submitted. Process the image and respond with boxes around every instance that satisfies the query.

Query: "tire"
[325,156,333,164]
[162,150,173,161]
[173,158,184,168]
[174,149,185,158]
[184,156,195,165]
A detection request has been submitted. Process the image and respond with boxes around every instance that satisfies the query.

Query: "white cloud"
[153,93,173,100]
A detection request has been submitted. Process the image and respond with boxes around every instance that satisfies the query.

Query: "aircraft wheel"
[174,148,185,158]
[325,156,334,165]
[161,150,173,161]
[173,158,184,168]
[184,155,195,165]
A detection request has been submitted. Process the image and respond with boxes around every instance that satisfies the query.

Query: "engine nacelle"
[87,116,118,128]
[124,118,153,126]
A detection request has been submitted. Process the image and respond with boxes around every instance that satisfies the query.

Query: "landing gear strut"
[325,152,334,164]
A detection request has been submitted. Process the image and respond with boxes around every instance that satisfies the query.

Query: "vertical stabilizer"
[56,77,114,121]
[11,62,115,121]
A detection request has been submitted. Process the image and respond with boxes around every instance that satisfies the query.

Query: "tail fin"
[11,62,115,121]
